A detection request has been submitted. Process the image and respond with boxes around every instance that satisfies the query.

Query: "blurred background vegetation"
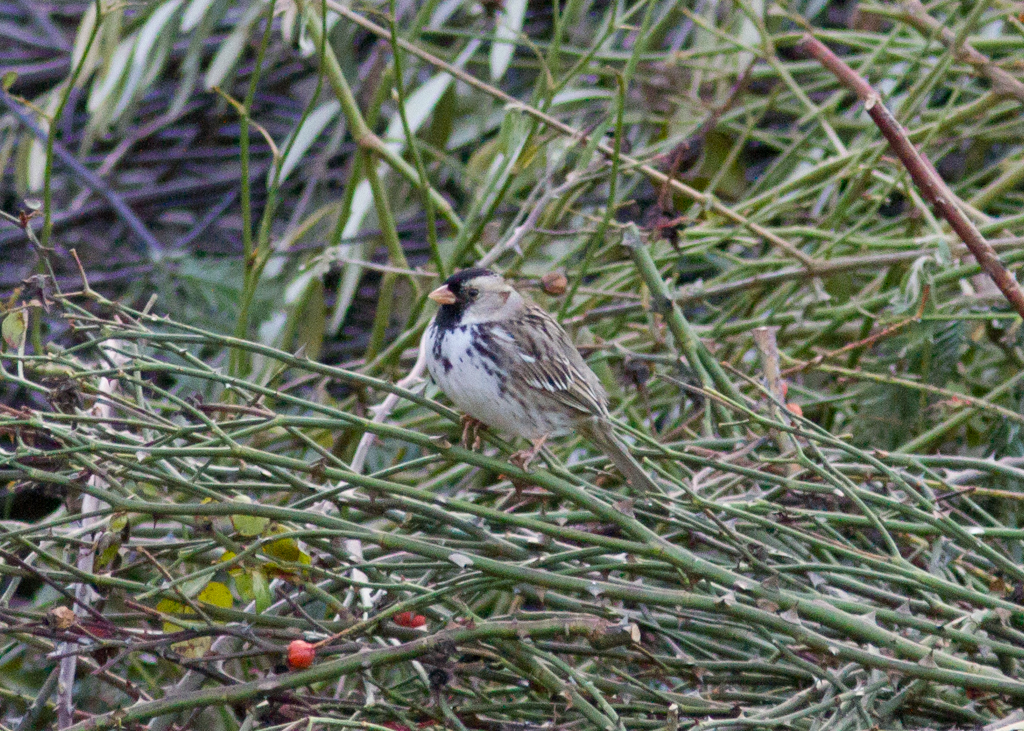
[3,0,1024,728]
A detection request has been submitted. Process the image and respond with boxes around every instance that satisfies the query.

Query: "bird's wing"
[501,306,609,418]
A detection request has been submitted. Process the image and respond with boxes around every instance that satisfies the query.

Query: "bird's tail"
[582,418,661,498]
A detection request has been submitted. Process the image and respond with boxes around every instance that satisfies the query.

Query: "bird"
[424,267,659,496]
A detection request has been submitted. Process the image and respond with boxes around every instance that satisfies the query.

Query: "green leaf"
[251,568,271,613]
[181,0,218,31]
[234,571,253,601]
[92,532,121,572]
[264,534,311,566]
[173,636,212,658]
[204,1,264,90]
[276,100,340,184]
[230,495,269,537]
[70,2,100,81]
[384,72,452,151]
[489,0,527,81]
[25,134,47,194]
[2,310,26,350]
[178,574,212,599]
[156,598,191,631]
[86,37,132,118]
[293,277,325,361]
[113,0,183,120]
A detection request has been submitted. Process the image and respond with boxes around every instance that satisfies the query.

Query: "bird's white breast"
[426,322,570,439]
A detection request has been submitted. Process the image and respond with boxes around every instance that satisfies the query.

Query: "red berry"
[287,640,315,669]
[394,611,427,628]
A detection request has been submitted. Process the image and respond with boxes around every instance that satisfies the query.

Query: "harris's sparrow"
[425,268,658,495]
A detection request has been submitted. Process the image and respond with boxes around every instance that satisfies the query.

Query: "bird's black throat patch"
[433,302,466,331]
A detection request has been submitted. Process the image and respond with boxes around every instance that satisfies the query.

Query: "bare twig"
[893,0,1024,105]
[322,0,818,269]
[0,91,162,259]
[752,326,798,462]
[782,285,930,376]
[57,371,118,728]
[14,0,69,51]
[350,328,430,474]
[478,170,600,268]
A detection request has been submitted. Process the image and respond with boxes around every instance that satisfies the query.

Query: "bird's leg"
[509,436,548,471]
[460,415,486,450]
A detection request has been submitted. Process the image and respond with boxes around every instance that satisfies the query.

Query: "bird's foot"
[460,415,486,450]
[509,436,548,471]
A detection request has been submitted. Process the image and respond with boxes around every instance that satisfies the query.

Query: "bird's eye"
[466,287,479,300]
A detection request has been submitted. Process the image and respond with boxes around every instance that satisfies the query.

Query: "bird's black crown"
[443,268,495,300]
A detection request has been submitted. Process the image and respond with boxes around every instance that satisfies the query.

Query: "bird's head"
[428,268,521,326]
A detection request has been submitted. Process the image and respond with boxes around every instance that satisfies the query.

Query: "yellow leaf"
[155,598,190,633]
[173,636,213,659]
[198,581,233,609]
[155,580,231,634]
[219,550,243,577]
[263,535,310,565]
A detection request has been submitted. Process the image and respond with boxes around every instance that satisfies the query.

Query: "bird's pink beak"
[428,285,457,305]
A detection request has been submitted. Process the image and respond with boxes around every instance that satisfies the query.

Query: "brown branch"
[781,285,930,376]
[798,34,1024,321]
[783,317,913,377]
